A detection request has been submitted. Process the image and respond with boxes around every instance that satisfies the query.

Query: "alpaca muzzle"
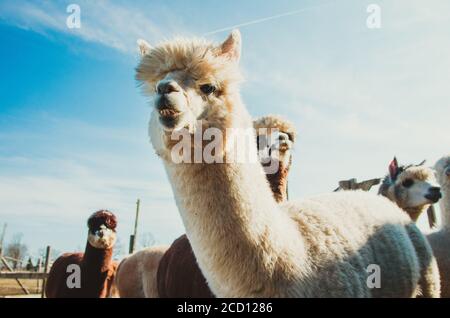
[156,95,183,128]
[88,226,116,249]
[425,187,442,203]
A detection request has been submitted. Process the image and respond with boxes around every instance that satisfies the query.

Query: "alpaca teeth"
[159,108,179,117]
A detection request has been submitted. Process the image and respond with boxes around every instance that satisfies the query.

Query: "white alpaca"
[136,30,440,297]
[379,157,442,223]
[427,155,450,297]
[114,116,295,298]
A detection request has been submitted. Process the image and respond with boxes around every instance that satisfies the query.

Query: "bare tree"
[113,237,125,259]
[5,233,28,269]
[38,247,61,263]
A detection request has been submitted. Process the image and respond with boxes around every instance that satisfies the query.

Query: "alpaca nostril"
[430,187,441,193]
[426,187,442,202]
[157,81,179,95]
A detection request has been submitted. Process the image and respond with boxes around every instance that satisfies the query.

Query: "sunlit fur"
[115,116,296,298]
[155,116,298,298]
[434,155,450,228]
[428,155,450,297]
[137,30,439,297]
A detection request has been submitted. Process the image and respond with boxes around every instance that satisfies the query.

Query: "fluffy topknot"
[253,115,297,142]
[136,36,243,93]
[395,166,434,184]
[87,210,117,231]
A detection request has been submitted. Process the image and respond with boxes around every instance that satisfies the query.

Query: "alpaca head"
[253,115,297,174]
[87,210,117,250]
[379,157,442,220]
[136,31,244,157]
[434,155,450,190]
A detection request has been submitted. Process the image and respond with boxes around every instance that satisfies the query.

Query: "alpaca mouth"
[278,143,290,152]
[158,107,182,128]
[159,108,181,119]
[425,192,442,203]
[274,140,292,152]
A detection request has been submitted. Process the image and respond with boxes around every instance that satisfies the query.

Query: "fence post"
[0,223,7,257]
[40,246,51,298]
[37,257,42,291]
[1,256,30,295]
[129,199,141,254]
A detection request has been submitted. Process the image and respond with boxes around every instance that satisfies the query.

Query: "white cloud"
[0,116,184,254]
[0,0,173,53]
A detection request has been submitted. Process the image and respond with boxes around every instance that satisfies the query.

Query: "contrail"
[203,1,337,36]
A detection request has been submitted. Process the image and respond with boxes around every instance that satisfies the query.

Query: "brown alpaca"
[137,30,439,297]
[45,210,118,298]
[157,116,296,298]
[427,155,450,297]
[379,157,442,222]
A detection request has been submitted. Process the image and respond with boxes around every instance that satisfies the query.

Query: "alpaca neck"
[404,206,428,223]
[83,242,113,273]
[162,104,305,296]
[265,164,289,203]
[440,186,450,228]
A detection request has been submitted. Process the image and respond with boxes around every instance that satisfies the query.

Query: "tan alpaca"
[115,245,168,298]
[427,155,450,297]
[136,30,440,297]
[115,116,296,298]
[379,157,442,222]
[254,115,296,202]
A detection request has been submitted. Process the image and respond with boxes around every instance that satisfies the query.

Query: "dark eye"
[200,84,216,95]
[402,179,414,188]
[286,133,294,142]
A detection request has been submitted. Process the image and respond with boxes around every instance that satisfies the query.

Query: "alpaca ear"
[389,157,399,180]
[219,29,241,62]
[137,39,152,57]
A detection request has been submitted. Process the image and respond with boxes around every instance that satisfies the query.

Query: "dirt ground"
[0,279,42,297]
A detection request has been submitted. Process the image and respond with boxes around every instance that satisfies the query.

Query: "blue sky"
[1,0,449,259]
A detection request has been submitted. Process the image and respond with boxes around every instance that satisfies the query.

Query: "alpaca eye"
[287,133,294,142]
[200,84,216,95]
[402,179,414,188]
